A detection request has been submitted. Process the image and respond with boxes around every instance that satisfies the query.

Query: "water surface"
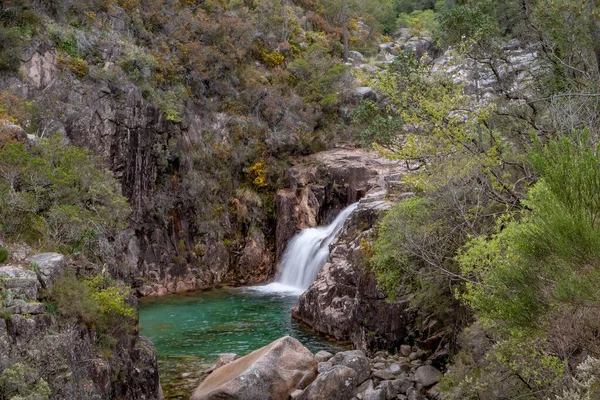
[139,286,348,399]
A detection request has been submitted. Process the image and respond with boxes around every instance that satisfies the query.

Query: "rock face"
[191,336,317,400]
[432,39,540,100]
[274,147,414,352]
[275,147,405,261]
[27,253,66,289]
[0,254,162,400]
[292,197,413,351]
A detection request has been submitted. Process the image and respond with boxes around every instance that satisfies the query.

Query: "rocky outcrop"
[432,39,541,100]
[27,252,66,289]
[275,147,405,261]
[198,340,444,400]
[191,336,317,400]
[292,196,414,352]
[0,252,162,400]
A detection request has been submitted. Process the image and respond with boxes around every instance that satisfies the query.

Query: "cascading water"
[254,203,358,294]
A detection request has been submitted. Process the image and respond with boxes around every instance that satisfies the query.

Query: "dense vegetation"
[0,135,129,259]
[360,0,600,398]
[2,0,600,398]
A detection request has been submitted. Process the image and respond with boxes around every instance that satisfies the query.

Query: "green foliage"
[0,247,7,264]
[372,197,433,298]
[0,27,23,72]
[0,135,130,259]
[47,23,83,58]
[440,323,566,400]
[436,5,500,49]
[155,85,187,123]
[372,195,470,328]
[57,55,89,78]
[397,9,438,35]
[49,272,136,346]
[119,46,158,84]
[448,132,600,398]
[351,100,402,147]
[287,44,348,107]
[459,132,600,332]
[0,363,51,400]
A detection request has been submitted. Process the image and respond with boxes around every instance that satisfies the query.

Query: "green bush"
[0,363,51,400]
[449,131,600,398]
[0,135,130,259]
[396,9,438,35]
[0,247,8,264]
[0,27,23,72]
[49,273,136,347]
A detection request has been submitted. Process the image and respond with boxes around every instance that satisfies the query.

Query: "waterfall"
[253,203,358,295]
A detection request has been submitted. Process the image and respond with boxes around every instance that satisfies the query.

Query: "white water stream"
[253,203,358,295]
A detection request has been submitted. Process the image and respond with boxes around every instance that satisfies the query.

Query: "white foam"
[246,282,304,296]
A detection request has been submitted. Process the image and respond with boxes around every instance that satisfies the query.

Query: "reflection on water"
[139,286,348,399]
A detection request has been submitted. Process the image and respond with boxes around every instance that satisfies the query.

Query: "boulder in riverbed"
[297,365,358,400]
[190,336,317,400]
[330,350,370,384]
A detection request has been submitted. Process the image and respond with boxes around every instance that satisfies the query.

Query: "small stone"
[414,365,442,388]
[408,352,419,361]
[315,350,334,363]
[372,370,394,380]
[330,350,371,384]
[290,389,304,399]
[388,363,405,374]
[363,387,386,400]
[357,379,374,395]
[400,345,411,357]
[406,387,425,400]
[377,379,412,398]
[373,362,386,369]
[374,351,388,359]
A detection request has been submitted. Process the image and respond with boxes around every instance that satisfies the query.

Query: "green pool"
[139,286,348,399]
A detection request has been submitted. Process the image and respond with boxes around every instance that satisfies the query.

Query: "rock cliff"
[275,147,405,262]
[273,147,417,352]
[291,196,414,352]
[0,246,162,400]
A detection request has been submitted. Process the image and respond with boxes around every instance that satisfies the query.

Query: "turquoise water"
[139,286,348,399]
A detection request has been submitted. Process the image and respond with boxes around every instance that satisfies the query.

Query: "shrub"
[0,247,8,264]
[449,131,600,398]
[0,363,51,400]
[0,135,130,259]
[397,9,438,35]
[119,46,158,84]
[49,272,136,346]
[259,49,285,68]
[0,27,23,72]
[57,55,89,77]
